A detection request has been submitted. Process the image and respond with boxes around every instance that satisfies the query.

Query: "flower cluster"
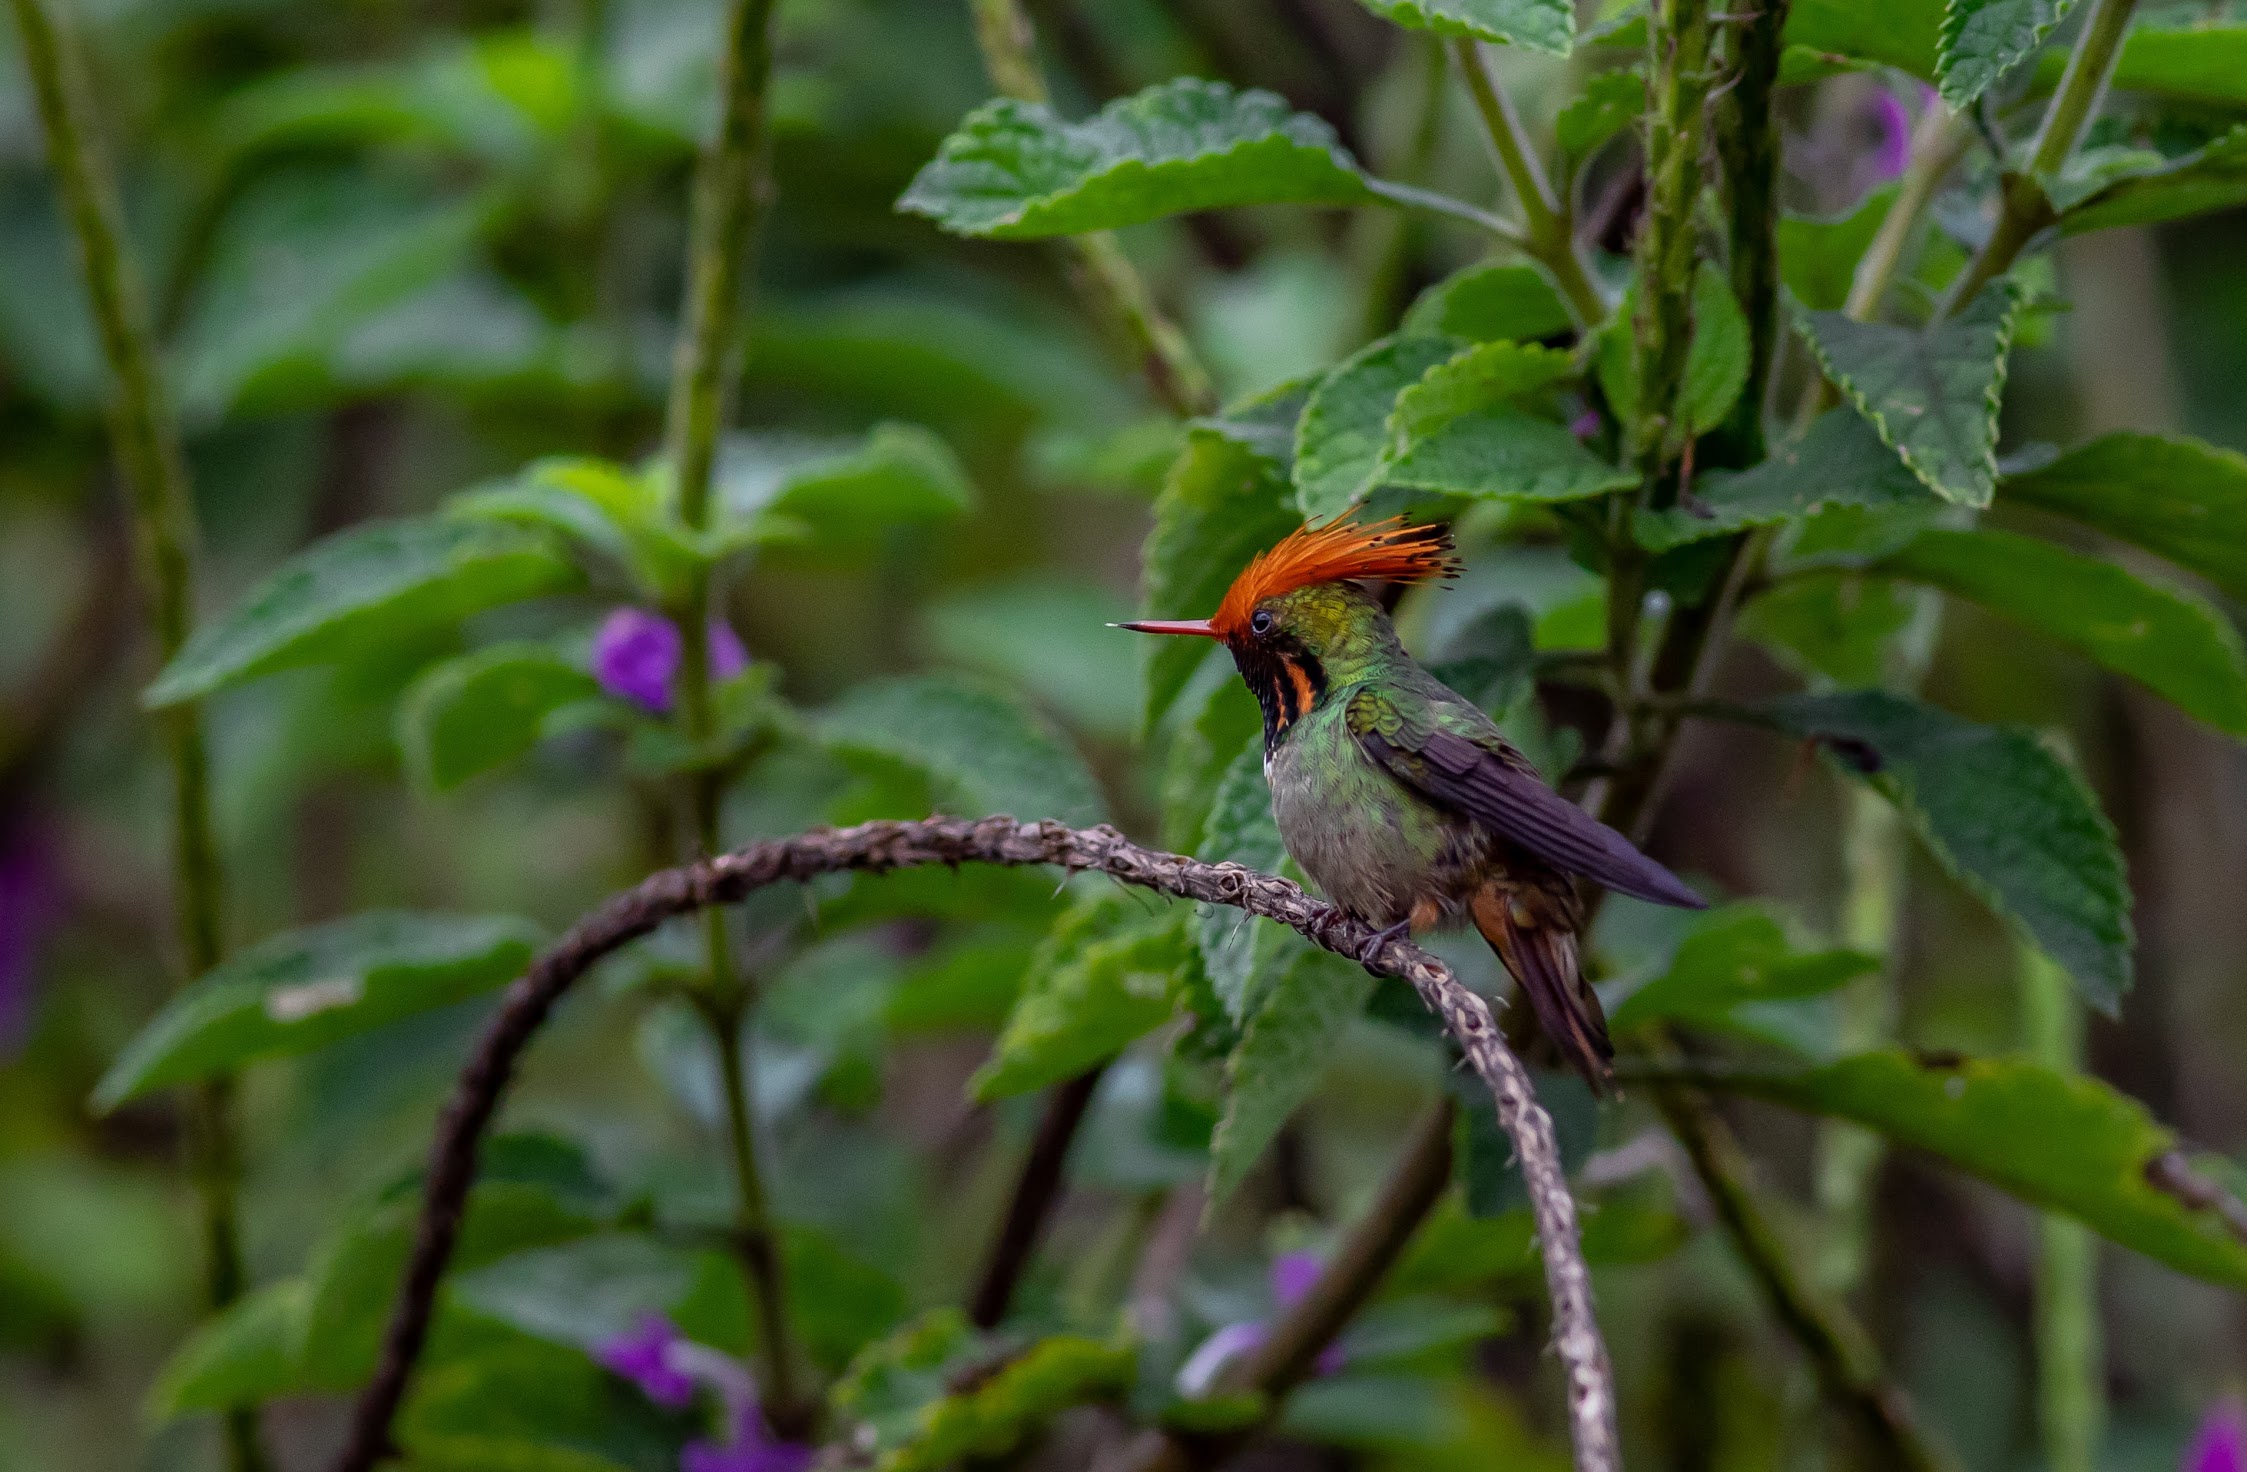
[596,1314,811,1472]
[593,609,750,715]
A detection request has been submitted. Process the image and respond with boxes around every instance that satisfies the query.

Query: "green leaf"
[880,1332,1136,1472]
[145,517,580,707]
[1209,948,1375,1203]
[1793,279,2023,507]
[1556,68,1643,169]
[92,912,541,1109]
[720,422,977,558]
[1596,263,1752,439]
[1348,0,1574,53]
[1400,262,1575,345]
[1455,1067,1598,1217]
[2001,431,2247,603]
[1763,691,2132,1010]
[2056,124,2247,235]
[972,894,1190,1099]
[1192,747,1291,1021]
[1139,405,1303,730]
[899,78,1371,239]
[1937,0,2075,108]
[453,1233,700,1352]
[1707,1052,2247,1288]
[1635,411,1940,551]
[1294,335,1464,519]
[149,1280,310,1416]
[1740,571,1921,687]
[817,674,1107,826]
[1378,342,1627,503]
[1608,905,1875,1054]
[921,578,1141,739]
[397,643,600,792]
[1779,189,1893,313]
[1785,0,1942,77]
[1161,677,1261,853]
[450,457,692,602]
[1429,603,1536,719]
[1880,527,2247,737]
[2107,26,2247,108]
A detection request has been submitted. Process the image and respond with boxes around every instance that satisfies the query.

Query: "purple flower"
[596,1314,697,1409]
[592,609,750,714]
[682,1400,814,1472]
[1868,88,1912,183]
[0,822,58,1059]
[2187,1400,2247,1472]
[1175,1252,1346,1396]
[1569,409,1602,442]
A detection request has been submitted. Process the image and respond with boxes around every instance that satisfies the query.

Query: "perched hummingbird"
[1122,517,1704,1087]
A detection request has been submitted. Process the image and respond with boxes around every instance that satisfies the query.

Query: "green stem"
[2023,946,2104,1472]
[1708,0,1791,467]
[1450,38,1606,327]
[965,0,1218,416]
[1940,0,2140,314]
[5,3,259,1467]
[1629,0,1716,483]
[1813,786,1904,1292]
[1656,1081,1959,1472]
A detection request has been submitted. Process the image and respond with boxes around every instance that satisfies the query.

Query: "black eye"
[1250,609,1275,636]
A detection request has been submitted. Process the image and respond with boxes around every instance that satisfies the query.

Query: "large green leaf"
[1608,904,1875,1056]
[1779,189,1893,314]
[1160,677,1261,853]
[818,674,1107,826]
[2106,27,2247,108]
[1707,1052,2247,1288]
[1208,948,1374,1203]
[719,422,977,558]
[1192,747,1292,1022]
[397,642,601,792]
[1378,342,1627,504]
[1349,0,1573,53]
[1294,335,1463,519]
[2057,124,2247,235]
[1556,68,1644,171]
[1784,0,1942,76]
[1596,263,1751,441]
[450,457,692,602]
[1399,262,1574,344]
[971,894,1190,1099]
[1794,279,2023,507]
[149,1280,310,1416]
[145,517,580,707]
[1138,403,1303,731]
[1881,527,2247,737]
[1635,409,1938,551]
[2001,431,2247,603]
[1763,692,2131,1010]
[92,912,541,1109]
[899,79,1371,239]
[1937,0,2075,108]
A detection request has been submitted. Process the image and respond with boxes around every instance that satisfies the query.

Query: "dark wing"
[1349,686,1706,910]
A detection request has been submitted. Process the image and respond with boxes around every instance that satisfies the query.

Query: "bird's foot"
[1357,919,1413,971]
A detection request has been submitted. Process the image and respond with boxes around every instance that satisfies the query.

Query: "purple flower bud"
[1869,89,1912,183]
[2188,1400,2247,1472]
[592,609,751,714]
[1570,409,1602,441]
[596,1314,697,1409]
[0,823,58,1059]
[1271,1251,1323,1308]
[682,1401,813,1472]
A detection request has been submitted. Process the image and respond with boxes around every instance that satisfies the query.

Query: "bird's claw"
[1358,919,1413,970]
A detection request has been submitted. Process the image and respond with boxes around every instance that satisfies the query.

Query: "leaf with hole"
[1794,278,2023,507]
[92,912,541,1109]
[899,78,1371,239]
[2001,431,2247,603]
[145,517,580,707]
[1702,1052,2247,1288]
[1763,691,2131,1010]
[1880,527,2247,738]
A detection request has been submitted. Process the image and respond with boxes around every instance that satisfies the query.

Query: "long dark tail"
[1470,879,1612,1092]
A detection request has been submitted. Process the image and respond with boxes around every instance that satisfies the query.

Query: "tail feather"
[1469,881,1611,1093]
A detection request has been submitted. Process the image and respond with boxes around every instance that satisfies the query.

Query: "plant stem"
[5,3,260,1467]
[965,0,1218,416]
[2023,945,2104,1472]
[1708,0,1790,467]
[1940,0,2140,314]
[1629,0,1716,484]
[1654,1081,1960,1472]
[1450,38,1606,327]
[970,1066,1108,1329]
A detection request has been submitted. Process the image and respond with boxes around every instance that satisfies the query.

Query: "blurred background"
[1,1,2244,1469]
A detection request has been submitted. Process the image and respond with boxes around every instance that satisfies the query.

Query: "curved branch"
[330,817,1615,1472]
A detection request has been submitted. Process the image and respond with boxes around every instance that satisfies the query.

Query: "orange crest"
[1212,517,1459,636]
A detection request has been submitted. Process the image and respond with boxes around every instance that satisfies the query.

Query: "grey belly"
[1267,736,1483,927]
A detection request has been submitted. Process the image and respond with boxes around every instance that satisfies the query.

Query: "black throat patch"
[1234,640,1327,754]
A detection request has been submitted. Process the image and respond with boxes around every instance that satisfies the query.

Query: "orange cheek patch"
[1285,659,1316,718]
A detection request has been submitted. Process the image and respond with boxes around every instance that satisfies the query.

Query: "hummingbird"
[1121,517,1704,1087]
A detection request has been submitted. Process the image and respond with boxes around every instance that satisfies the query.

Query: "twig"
[1939,0,2140,314]
[1450,38,1606,328]
[1652,1082,1960,1472]
[327,817,1613,1472]
[970,1066,1109,1329]
[965,0,1218,416]
[5,3,258,1467]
